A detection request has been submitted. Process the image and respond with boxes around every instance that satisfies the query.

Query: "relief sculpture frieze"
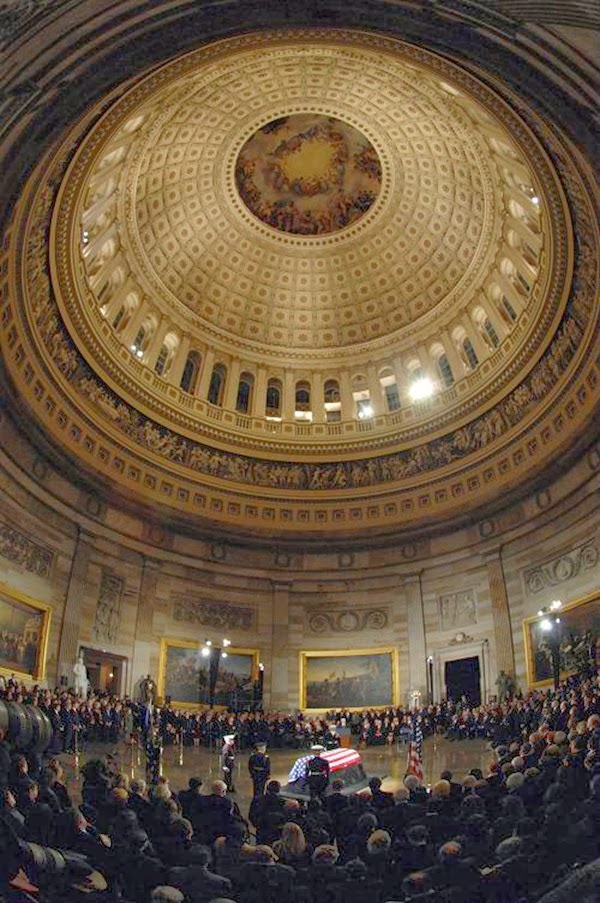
[523,538,599,595]
[0,520,54,577]
[308,607,388,633]
[172,595,254,630]
[93,571,123,645]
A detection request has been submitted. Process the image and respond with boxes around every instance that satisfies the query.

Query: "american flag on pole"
[406,718,424,782]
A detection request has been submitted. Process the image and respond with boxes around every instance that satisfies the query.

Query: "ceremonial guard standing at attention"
[221,734,237,793]
[248,741,270,797]
[305,744,330,801]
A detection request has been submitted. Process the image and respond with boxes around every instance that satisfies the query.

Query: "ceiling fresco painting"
[235,114,382,235]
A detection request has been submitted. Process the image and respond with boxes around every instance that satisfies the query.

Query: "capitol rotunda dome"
[3,27,597,542]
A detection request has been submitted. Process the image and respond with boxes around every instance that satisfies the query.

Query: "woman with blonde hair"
[273,820,310,867]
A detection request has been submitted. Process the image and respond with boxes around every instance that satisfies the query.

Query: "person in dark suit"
[178,776,203,821]
[248,743,270,798]
[369,776,395,811]
[195,780,235,844]
[168,844,233,901]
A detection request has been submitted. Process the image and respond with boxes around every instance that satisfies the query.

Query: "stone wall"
[0,417,598,707]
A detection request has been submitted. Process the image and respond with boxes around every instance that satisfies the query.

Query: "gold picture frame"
[523,590,600,688]
[300,647,399,711]
[0,582,51,683]
[158,636,259,708]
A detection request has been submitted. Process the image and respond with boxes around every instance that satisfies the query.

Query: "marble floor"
[61,736,492,816]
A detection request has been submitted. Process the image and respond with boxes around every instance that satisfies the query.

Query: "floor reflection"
[62,736,492,815]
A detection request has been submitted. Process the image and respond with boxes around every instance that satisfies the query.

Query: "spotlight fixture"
[540,618,552,631]
[205,639,212,646]
[221,651,228,659]
[550,600,562,610]
[258,662,265,672]
[409,376,434,401]
[357,403,374,420]
[222,638,231,647]
[200,646,210,657]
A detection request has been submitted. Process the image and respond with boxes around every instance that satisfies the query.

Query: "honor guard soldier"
[221,734,237,793]
[248,742,271,797]
[305,744,330,801]
[145,727,162,786]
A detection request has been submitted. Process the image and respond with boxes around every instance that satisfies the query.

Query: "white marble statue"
[73,656,88,696]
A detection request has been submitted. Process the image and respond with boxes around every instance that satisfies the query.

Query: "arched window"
[295,380,311,411]
[112,306,125,330]
[462,337,478,370]
[207,363,226,406]
[236,372,254,414]
[500,297,517,323]
[437,353,455,387]
[323,380,340,404]
[265,378,282,417]
[180,351,202,394]
[483,318,500,348]
[155,344,169,376]
[132,325,146,352]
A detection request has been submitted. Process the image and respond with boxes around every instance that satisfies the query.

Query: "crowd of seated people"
[2,667,596,755]
[0,667,598,902]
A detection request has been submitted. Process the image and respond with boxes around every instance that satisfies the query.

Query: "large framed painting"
[0,583,51,681]
[158,638,259,707]
[523,592,600,687]
[300,648,398,711]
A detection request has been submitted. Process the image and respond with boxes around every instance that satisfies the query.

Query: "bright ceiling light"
[357,404,374,420]
[223,638,231,647]
[540,618,552,632]
[550,600,562,610]
[200,646,210,657]
[221,651,228,659]
[409,377,434,401]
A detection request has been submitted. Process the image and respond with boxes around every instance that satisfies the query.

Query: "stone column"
[405,573,427,703]
[252,366,268,418]
[268,581,291,710]
[195,347,215,399]
[131,557,161,697]
[167,335,191,387]
[223,358,241,411]
[57,529,93,684]
[485,550,516,677]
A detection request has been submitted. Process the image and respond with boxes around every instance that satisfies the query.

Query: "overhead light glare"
[550,600,562,610]
[531,195,539,205]
[205,639,212,646]
[223,638,231,647]
[540,618,552,632]
[357,404,373,420]
[221,651,228,659]
[409,377,434,401]
[200,646,210,657]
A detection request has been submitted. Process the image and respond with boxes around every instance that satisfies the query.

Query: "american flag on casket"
[288,747,361,782]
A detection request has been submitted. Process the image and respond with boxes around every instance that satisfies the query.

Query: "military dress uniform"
[221,735,236,793]
[248,746,271,797]
[305,747,330,801]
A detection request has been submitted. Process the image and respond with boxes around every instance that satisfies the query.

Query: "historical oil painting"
[0,586,50,680]
[235,114,382,235]
[160,639,258,706]
[524,593,600,686]
[301,649,396,709]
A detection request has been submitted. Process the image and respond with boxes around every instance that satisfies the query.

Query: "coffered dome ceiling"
[2,27,598,540]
